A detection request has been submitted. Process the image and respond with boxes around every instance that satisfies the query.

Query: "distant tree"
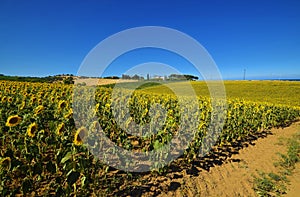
[184,74,199,80]
[104,76,120,79]
[169,74,198,81]
[63,77,74,84]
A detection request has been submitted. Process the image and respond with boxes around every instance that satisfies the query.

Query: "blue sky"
[0,0,299,80]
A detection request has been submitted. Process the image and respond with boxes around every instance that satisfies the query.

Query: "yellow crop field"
[0,80,300,196]
[141,80,300,107]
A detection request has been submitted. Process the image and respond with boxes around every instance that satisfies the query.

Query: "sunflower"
[58,100,67,110]
[27,122,38,137]
[50,96,55,102]
[56,123,65,135]
[6,115,22,127]
[31,97,37,103]
[1,96,7,102]
[7,97,13,103]
[0,157,11,170]
[73,127,88,146]
[38,99,43,105]
[34,105,45,115]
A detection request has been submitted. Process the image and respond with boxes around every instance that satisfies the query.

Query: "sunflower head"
[27,122,38,138]
[58,100,67,110]
[0,157,11,170]
[34,105,45,115]
[7,97,13,103]
[2,96,7,102]
[6,115,22,127]
[38,99,43,105]
[56,123,65,135]
[31,97,37,104]
[73,127,88,146]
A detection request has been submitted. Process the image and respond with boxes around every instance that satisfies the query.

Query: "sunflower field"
[0,80,300,196]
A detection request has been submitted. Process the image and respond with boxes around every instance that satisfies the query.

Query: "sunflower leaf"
[61,152,72,164]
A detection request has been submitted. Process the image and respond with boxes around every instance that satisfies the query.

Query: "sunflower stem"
[73,183,77,194]
[72,145,76,169]
[24,137,28,154]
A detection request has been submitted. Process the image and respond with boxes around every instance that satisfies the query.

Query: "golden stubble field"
[74,78,138,86]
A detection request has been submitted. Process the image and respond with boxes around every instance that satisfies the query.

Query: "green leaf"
[81,176,86,188]
[153,140,163,150]
[61,152,72,164]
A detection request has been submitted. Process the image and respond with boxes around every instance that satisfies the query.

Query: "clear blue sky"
[0,0,299,80]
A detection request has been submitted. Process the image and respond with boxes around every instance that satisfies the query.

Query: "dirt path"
[151,121,300,197]
[285,162,300,197]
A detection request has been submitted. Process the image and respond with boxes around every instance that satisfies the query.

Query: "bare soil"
[285,162,300,197]
[157,121,300,197]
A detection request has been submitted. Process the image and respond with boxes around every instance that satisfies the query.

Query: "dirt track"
[154,121,300,197]
[285,162,300,197]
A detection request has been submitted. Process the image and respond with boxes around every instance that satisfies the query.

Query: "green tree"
[63,77,74,84]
